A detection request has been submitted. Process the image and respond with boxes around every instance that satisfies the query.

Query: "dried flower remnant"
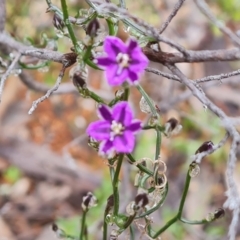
[164,118,182,137]
[87,101,142,156]
[96,36,149,86]
[139,96,155,114]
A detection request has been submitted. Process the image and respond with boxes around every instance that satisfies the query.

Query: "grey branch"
[167,63,240,240]
[28,67,66,114]
[19,70,78,94]
[196,69,240,83]
[0,53,21,101]
[0,32,64,64]
[194,0,240,48]
[142,47,240,63]
[159,0,186,34]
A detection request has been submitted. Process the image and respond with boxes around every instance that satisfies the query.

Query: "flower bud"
[164,118,182,137]
[214,208,225,219]
[52,223,66,238]
[105,194,114,214]
[53,13,65,31]
[61,52,77,68]
[86,18,100,38]
[72,71,87,89]
[195,141,214,154]
[82,192,97,211]
[135,193,149,210]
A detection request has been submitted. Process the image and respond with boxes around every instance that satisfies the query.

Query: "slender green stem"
[147,168,192,238]
[60,0,81,54]
[123,85,129,101]
[153,128,161,184]
[106,18,117,36]
[112,154,124,216]
[135,183,168,219]
[179,218,209,225]
[79,210,87,240]
[118,213,136,235]
[177,170,191,218]
[154,128,161,160]
[103,211,108,240]
[136,84,158,118]
[126,154,153,176]
[129,225,134,240]
[88,90,105,103]
[151,215,178,238]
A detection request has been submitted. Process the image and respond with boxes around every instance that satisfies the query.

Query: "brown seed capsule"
[82,192,97,211]
[61,52,77,68]
[214,208,225,219]
[195,141,214,154]
[53,13,65,31]
[135,193,149,209]
[164,117,182,137]
[86,18,100,38]
[72,71,87,88]
[52,223,58,232]
[105,194,114,214]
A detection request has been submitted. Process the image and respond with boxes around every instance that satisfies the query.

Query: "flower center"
[110,120,124,140]
[116,53,130,75]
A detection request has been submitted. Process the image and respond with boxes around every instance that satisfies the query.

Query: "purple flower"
[96,36,149,86]
[87,102,142,156]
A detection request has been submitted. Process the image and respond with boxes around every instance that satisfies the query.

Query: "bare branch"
[142,46,240,64]
[87,0,189,55]
[145,67,180,82]
[0,53,21,101]
[196,68,240,83]
[167,63,240,240]
[192,132,229,164]
[0,32,64,64]
[19,70,78,94]
[194,0,240,48]
[28,66,66,114]
[159,0,186,34]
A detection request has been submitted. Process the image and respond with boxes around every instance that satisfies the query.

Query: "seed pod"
[164,117,182,137]
[86,18,100,38]
[53,13,65,31]
[195,141,214,154]
[135,193,149,210]
[82,192,98,211]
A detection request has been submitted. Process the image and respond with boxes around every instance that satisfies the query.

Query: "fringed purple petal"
[104,36,127,56]
[127,120,142,132]
[96,56,116,67]
[112,102,133,126]
[105,66,128,86]
[113,131,135,153]
[86,120,111,140]
[127,38,138,53]
[127,70,138,81]
[98,105,113,122]
[99,139,113,154]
